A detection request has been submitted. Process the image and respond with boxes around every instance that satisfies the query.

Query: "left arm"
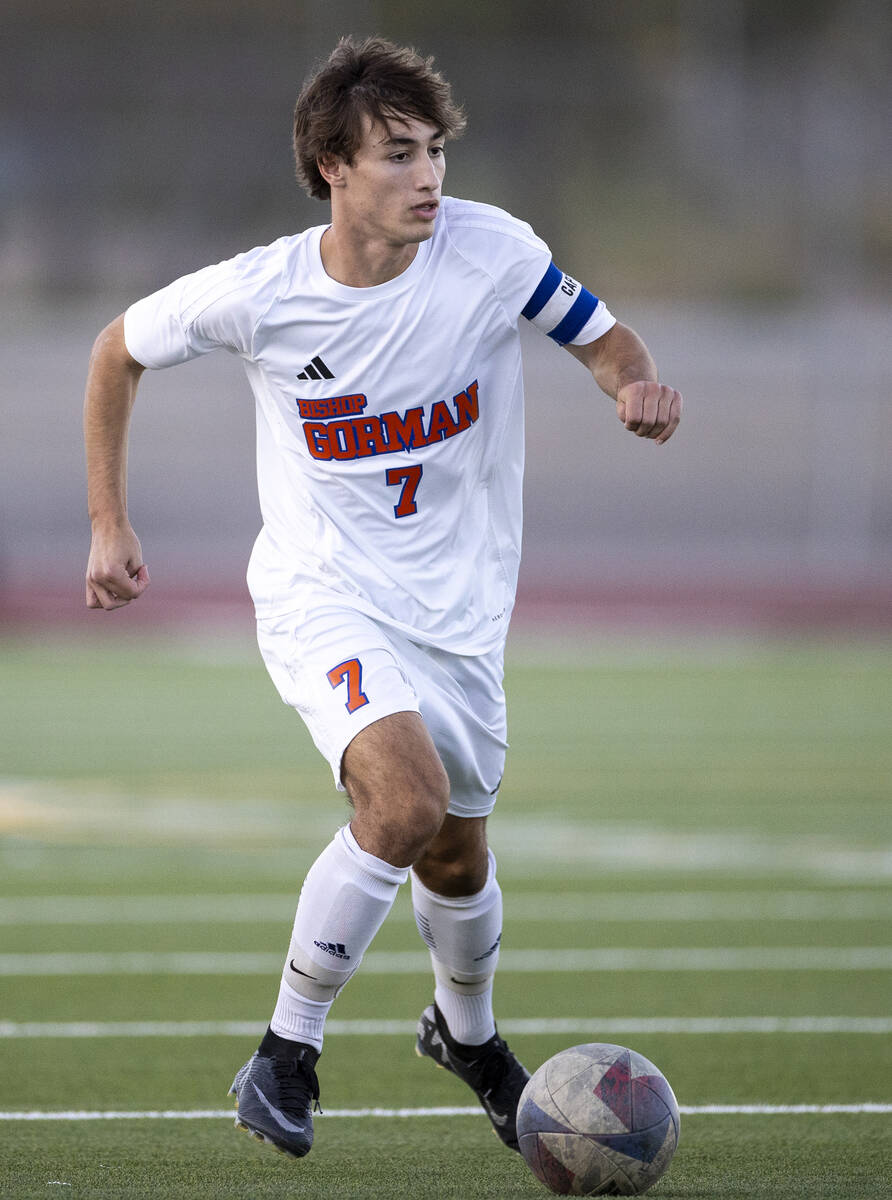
[565,322,682,445]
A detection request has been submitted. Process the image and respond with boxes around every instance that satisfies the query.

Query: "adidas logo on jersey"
[297,355,334,381]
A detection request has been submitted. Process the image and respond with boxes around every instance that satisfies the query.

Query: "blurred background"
[2,0,890,635]
[3,10,890,1185]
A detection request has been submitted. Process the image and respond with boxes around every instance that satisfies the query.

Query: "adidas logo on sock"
[313,939,351,960]
[297,355,334,381]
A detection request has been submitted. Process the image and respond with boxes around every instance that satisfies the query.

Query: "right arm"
[84,313,151,611]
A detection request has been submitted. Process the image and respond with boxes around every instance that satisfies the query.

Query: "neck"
[320,224,420,288]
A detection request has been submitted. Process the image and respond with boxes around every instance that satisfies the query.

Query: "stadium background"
[2,6,891,1197]
[1,0,890,632]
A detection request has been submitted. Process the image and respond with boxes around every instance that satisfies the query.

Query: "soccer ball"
[516,1043,680,1196]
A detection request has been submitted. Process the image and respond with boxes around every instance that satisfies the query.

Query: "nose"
[417,155,441,191]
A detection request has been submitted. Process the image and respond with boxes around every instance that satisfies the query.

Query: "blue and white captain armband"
[521,261,614,346]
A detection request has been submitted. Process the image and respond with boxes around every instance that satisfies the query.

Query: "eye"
[390,152,410,163]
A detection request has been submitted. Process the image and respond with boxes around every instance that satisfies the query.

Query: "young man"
[84,36,682,1160]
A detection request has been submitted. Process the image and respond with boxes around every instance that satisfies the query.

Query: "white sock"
[410,849,501,1046]
[272,824,408,1050]
[270,981,331,1052]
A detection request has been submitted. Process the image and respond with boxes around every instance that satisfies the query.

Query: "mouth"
[411,201,439,220]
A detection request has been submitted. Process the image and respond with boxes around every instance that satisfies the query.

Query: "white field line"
[2,1017,891,1039]
[1,1104,890,1122]
[3,947,892,976]
[2,889,890,925]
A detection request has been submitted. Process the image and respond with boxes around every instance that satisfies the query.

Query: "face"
[326,113,446,247]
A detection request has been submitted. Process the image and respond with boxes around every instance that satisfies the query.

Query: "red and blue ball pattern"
[516,1043,680,1196]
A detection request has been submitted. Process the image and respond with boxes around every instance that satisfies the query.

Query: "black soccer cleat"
[415,1003,530,1152]
[229,1027,321,1158]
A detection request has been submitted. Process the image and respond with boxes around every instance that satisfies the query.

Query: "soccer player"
[84,36,682,1160]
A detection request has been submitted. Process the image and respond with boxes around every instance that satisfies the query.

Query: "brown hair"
[293,36,466,201]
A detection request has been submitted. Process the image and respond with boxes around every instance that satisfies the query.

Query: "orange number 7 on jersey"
[385,464,423,518]
[327,658,370,713]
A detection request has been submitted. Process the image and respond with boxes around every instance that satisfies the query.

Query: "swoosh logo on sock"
[289,961,317,979]
[250,1082,309,1135]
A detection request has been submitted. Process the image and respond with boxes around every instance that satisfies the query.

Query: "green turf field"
[2,630,891,1199]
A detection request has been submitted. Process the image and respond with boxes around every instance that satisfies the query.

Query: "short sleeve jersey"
[124,197,615,654]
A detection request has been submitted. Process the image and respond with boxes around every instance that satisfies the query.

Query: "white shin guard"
[410,849,502,1045]
[272,824,408,1048]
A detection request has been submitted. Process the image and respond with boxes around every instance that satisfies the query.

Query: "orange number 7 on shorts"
[326,658,370,713]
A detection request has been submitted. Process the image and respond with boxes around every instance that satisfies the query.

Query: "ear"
[318,153,347,190]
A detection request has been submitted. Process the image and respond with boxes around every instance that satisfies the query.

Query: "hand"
[616,381,682,445]
[85,523,150,611]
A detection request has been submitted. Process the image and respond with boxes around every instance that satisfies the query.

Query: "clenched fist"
[616,381,682,444]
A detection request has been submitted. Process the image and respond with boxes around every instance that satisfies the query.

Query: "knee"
[414,826,489,896]
[393,788,451,865]
[342,711,453,868]
[350,770,451,869]
[414,854,482,896]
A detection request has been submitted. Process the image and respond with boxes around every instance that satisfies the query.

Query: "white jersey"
[124,197,615,654]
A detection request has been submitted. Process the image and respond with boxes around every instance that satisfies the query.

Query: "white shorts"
[256,605,508,818]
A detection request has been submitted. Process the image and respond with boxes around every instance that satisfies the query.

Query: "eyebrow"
[377,129,446,148]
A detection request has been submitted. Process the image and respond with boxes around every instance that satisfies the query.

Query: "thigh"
[256,605,422,793]
[341,710,451,866]
[257,605,507,829]
[411,642,509,819]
